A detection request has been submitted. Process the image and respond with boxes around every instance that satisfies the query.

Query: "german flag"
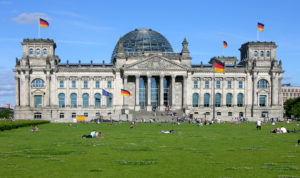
[223,41,228,48]
[257,22,264,31]
[40,18,49,28]
[214,60,225,74]
[121,89,130,96]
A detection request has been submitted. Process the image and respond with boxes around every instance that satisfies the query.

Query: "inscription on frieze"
[132,57,181,70]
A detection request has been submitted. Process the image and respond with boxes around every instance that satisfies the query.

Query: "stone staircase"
[130,109,184,122]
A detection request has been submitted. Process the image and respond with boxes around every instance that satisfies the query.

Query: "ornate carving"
[131,57,182,70]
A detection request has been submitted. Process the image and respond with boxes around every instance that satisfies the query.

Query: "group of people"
[82,130,102,138]
[270,126,288,133]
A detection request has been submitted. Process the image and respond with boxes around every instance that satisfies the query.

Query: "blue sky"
[0,0,300,106]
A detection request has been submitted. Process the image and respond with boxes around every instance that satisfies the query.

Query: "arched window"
[266,51,270,57]
[254,51,258,57]
[36,48,40,55]
[95,93,101,108]
[192,93,199,107]
[226,93,232,107]
[29,48,34,55]
[32,78,44,88]
[257,79,269,88]
[215,93,221,107]
[82,93,89,108]
[43,48,47,55]
[204,93,210,107]
[106,94,113,107]
[71,93,77,108]
[58,93,65,108]
[260,51,264,57]
[237,93,244,107]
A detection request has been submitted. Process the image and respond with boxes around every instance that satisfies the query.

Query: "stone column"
[159,75,164,111]
[232,79,236,106]
[147,75,152,111]
[253,76,258,106]
[183,75,187,107]
[171,75,176,107]
[222,79,226,106]
[25,73,30,106]
[46,75,51,106]
[15,76,19,106]
[271,74,278,106]
[135,75,140,111]
[199,78,203,106]
[123,75,128,106]
[278,77,282,106]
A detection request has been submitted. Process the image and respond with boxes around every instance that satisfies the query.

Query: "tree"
[284,97,300,118]
[0,109,12,119]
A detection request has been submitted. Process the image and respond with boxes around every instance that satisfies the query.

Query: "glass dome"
[111,28,173,61]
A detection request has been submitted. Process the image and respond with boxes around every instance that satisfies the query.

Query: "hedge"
[0,120,50,131]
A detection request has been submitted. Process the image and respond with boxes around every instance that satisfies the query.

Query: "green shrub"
[0,120,50,131]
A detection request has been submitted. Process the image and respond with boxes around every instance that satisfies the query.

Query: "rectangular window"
[228,112,232,116]
[239,81,243,88]
[60,113,64,119]
[96,81,100,88]
[193,81,198,88]
[84,80,88,88]
[205,81,209,88]
[96,112,100,117]
[72,113,76,118]
[239,112,244,117]
[217,112,221,116]
[34,113,42,119]
[60,80,64,88]
[72,81,76,88]
[205,112,210,115]
[107,80,112,88]
[84,112,88,117]
[34,95,42,108]
[259,95,266,107]
[227,81,232,88]
[216,81,221,88]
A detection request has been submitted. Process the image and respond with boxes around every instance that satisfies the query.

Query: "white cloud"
[0,1,11,5]
[0,90,14,95]
[12,12,52,24]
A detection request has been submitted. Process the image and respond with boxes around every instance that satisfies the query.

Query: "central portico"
[122,55,188,111]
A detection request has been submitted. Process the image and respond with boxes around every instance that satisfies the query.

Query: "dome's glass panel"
[111,28,173,61]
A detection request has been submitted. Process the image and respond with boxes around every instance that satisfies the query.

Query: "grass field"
[0,122,299,178]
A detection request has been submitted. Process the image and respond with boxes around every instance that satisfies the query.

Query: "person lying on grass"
[82,130,96,138]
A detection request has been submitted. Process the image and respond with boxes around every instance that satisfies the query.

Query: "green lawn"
[0,122,299,178]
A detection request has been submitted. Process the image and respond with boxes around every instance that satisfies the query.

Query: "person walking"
[256,120,262,130]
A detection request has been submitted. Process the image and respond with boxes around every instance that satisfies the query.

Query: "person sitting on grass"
[82,130,96,138]
[30,125,39,131]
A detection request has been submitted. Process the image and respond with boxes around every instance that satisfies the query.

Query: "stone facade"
[14,31,284,122]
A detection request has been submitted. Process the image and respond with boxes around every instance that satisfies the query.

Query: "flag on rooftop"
[257,22,264,31]
[214,60,225,74]
[223,41,228,48]
[40,18,49,28]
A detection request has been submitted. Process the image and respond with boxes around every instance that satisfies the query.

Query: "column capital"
[160,74,165,78]
[14,76,19,80]
[171,75,176,79]
[46,76,51,80]
[147,74,152,78]
[25,75,30,80]
[135,75,140,79]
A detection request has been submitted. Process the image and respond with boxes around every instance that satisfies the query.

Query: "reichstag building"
[13,28,284,122]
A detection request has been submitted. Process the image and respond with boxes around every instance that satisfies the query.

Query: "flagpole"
[38,19,40,38]
[222,42,224,57]
[212,67,215,120]
[257,29,259,41]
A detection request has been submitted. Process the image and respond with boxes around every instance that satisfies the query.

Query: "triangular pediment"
[124,56,186,70]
